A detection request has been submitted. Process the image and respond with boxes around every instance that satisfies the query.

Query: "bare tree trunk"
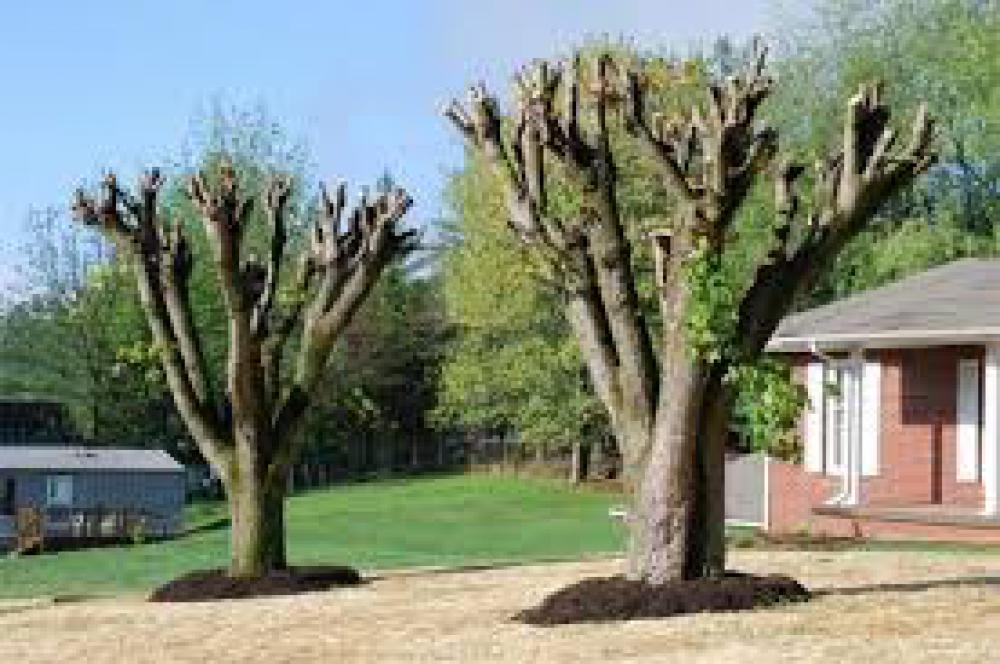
[534,442,545,467]
[569,441,582,485]
[624,357,699,583]
[686,382,729,578]
[569,440,592,485]
[228,455,287,577]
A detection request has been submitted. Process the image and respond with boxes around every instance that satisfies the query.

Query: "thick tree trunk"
[625,428,695,583]
[228,471,287,577]
[685,382,729,578]
[622,376,730,583]
[621,292,719,583]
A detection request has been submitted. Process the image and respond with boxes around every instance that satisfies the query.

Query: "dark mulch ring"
[514,572,811,626]
[149,565,364,603]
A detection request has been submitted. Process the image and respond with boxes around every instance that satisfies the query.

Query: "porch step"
[814,505,1000,529]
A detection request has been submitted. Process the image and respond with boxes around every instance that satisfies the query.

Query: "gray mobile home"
[0,447,185,549]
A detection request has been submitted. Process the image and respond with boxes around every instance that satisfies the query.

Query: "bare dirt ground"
[4,550,1000,663]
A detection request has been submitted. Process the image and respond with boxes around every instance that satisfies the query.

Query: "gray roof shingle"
[0,447,184,473]
[770,258,1000,350]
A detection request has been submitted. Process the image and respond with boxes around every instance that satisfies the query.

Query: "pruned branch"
[445,51,659,435]
[737,82,937,357]
[186,162,255,317]
[288,183,414,396]
[251,175,292,337]
[626,38,777,246]
[72,171,230,473]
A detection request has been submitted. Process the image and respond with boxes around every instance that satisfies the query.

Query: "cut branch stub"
[627,43,777,244]
[795,82,937,238]
[73,174,133,241]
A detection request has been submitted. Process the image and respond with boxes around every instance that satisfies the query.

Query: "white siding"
[805,361,825,473]
[957,357,981,483]
[861,360,881,476]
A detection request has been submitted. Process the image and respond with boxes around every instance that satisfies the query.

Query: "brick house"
[730,258,1000,542]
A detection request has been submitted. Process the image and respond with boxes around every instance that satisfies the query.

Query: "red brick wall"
[864,346,983,508]
[769,345,987,540]
[767,459,839,534]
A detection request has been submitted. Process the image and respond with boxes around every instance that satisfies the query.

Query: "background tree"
[301,262,448,477]
[446,41,934,583]
[71,156,414,577]
[770,0,1000,300]
[0,209,183,449]
[435,160,609,482]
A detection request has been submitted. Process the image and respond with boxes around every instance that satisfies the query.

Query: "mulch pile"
[514,573,811,626]
[149,565,363,603]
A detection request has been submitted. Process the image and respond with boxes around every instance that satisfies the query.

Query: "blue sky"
[0,0,776,288]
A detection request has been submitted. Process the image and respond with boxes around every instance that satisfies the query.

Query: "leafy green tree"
[770,0,1000,301]
[301,263,448,475]
[0,209,183,450]
[435,159,609,480]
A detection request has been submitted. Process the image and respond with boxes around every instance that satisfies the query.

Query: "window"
[45,475,73,507]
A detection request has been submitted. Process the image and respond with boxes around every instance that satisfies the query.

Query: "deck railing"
[8,506,169,554]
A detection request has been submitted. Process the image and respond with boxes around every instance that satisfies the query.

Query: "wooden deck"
[814,504,1000,529]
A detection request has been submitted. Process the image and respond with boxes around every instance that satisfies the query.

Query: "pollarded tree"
[445,41,934,583]
[72,165,413,577]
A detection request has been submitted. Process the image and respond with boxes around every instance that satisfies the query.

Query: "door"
[1,478,13,515]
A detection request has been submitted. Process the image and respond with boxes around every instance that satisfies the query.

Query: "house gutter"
[772,328,1000,352]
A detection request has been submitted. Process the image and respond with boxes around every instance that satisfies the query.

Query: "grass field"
[0,474,624,599]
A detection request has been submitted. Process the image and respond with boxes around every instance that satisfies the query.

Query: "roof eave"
[0,466,185,473]
[768,328,1000,353]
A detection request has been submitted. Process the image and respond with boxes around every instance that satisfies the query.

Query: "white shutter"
[861,359,881,476]
[957,358,981,482]
[804,361,825,473]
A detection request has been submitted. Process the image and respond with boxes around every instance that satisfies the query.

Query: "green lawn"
[0,474,625,599]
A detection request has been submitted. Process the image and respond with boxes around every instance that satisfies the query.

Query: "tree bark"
[569,440,590,485]
[686,381,730,578]
[625,343,706,583]
[228,457,287,577]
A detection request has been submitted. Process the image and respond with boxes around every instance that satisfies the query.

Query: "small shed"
[0,446,185,548]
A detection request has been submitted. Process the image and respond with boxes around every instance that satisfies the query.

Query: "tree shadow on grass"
[816,575,1000,598]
